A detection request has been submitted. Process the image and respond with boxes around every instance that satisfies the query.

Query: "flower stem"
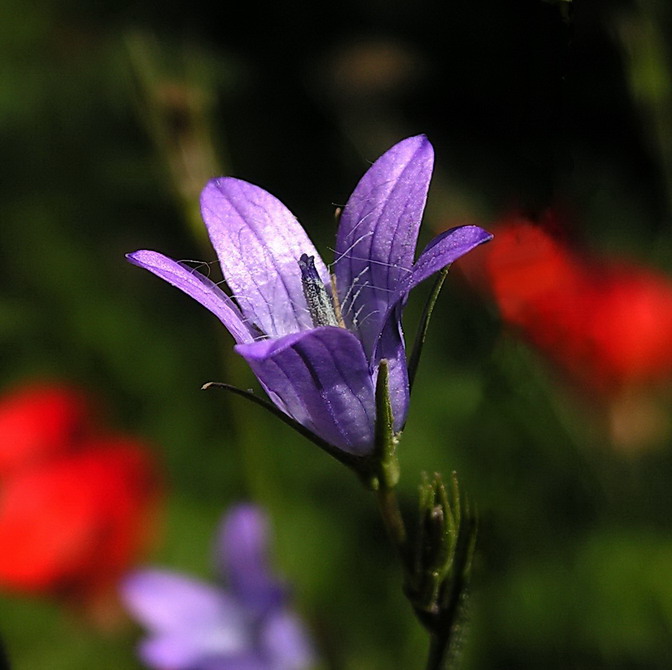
[426,560,468,670]
[425,633,450,670]
[423,589,468,670]
[375,485,411,571]
[408,266,450,394]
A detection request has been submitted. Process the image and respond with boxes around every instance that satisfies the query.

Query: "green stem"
[425,633,450,670]
[375,486,411,571]
[422,549,471,670]
[408,266,450,394]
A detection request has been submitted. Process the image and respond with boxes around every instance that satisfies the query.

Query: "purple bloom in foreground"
[122,504,313,670]
[128,135,492,455]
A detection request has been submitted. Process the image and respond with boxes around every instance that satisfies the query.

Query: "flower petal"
[201,178,330,338]
[127,250,255,344]
[138,634,205,670]
[197,656,268,670]
[139,640,264,670]
[394,225,494,299]
[216,504,284,614]
[121,569,245,640]
[372,225,493,367]
[235,327,376,455]
[334,135,434,357]
[0,445,157,593]
[374,313,410,432]
[0,384,91,478]
[261,610,314,670]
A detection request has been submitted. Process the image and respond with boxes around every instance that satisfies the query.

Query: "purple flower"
[121,504,313,670]
[127,136,492,456]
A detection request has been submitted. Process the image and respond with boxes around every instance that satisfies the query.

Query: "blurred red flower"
[0,383,161,612]
[476,214,672,394]
[463,213,672,450]
[0,385,93,478]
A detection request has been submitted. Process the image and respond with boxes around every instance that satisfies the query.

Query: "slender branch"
[408,266,450,394]
[424,589,469,670]
[375,485,411,572]
[0,634,9,670]
[425,632,451,670]
[370,360,412,569]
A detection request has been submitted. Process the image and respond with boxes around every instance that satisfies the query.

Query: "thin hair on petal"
[331,229,375,267]
[339,267,371,317]
[177,259,221,279]
[342,255,413,273]
[352,306,381,330]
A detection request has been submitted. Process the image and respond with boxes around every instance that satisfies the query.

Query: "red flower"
[0,385,93,478]
[0,383,161,608]
[0,439,158,594]
[479,215,672,394]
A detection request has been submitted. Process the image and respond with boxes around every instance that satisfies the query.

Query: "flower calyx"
[359,359,402,491]
[406,472,477,639]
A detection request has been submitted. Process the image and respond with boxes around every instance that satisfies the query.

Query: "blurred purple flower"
[128,136,492,456]
[122,504,313,670]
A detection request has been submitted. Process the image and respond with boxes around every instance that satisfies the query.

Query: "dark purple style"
[122,504,313,670]
[128,136,492,455]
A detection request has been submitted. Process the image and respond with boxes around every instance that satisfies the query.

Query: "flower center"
[298,254,341,328]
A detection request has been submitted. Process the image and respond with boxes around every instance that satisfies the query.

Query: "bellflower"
[128,135,492,456]
[122,504,313,670]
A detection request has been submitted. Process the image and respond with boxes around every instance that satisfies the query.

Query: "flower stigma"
[298,253,343,328]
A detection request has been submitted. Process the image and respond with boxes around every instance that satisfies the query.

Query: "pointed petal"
[216,504,284,614]
[127,250,255,344]
[262,610,314,670]
[334,135,434,356]
[235,328,376,455]
[121,569,244,637]
[394,225,493,298]
[371,225,493,377]
[200,178,330,338]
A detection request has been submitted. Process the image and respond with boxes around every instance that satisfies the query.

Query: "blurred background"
[3,0,672,667]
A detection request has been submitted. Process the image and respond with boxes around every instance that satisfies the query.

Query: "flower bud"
[407,472,477,637]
